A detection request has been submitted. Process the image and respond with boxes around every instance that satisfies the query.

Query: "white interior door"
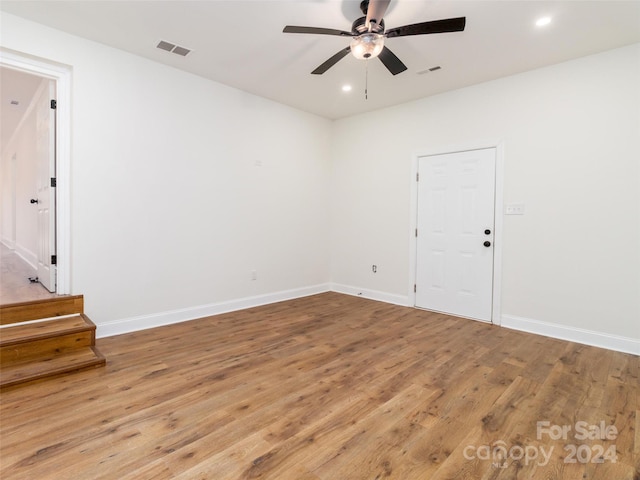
[35,80,56,292]
[415,148,496,322]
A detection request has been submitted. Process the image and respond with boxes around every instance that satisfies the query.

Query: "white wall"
[1,12,638,352]
[0,77,43,265]
[331,43,640,347]
[1,13,332,333]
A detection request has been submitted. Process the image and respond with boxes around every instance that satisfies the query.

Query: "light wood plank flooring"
[0,244,58,305]
[0,293,637,479]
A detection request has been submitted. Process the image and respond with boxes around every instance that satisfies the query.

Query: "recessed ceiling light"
[535,16,552,27]
[342,85,352,92]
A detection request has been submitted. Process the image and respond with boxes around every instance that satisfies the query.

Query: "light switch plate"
[505,204,525,215]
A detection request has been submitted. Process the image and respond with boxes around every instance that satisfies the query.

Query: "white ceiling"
[0,67,44,150]
[1,1,639,120]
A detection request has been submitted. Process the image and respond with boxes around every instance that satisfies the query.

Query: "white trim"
[409,140,505,325]
[502,314,640,356]
[408,156,419,302]
[0,48,72,295]
[330,283,409,306]
[14,243,37,270]
[96,281,639,356]
[492,143,505,325]
[97,284,331,338]
[1,237,16,250]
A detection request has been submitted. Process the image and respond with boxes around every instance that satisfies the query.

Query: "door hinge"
[51,177,57,188]
[416,172,419,182]
[414,284,416,293]
[51,255,57,265]
[50,99,57,109]
[415,228,418,237]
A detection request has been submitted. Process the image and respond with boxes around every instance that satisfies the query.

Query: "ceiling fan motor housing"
[352,16,385,35]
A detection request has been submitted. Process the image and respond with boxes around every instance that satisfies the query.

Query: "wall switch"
[505,203,525,215]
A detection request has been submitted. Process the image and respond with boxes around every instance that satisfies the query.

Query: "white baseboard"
[96,281,638,357]
[1,237,15,249]
[14,244,37,270]
[330,283,409,306]
[97,283,331,338]
[501,314,640,356]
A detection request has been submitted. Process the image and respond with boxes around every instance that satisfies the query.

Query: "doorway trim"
[1,48,72,295]
[409,141,504,325]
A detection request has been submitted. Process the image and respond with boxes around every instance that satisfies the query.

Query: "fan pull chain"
[365,60,369,100]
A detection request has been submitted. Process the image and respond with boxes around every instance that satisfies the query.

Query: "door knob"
[30,198,38,204]
[483,241,491,247]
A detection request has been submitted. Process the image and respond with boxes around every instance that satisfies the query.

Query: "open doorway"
[0,67,57,302]
[0,50,71,303]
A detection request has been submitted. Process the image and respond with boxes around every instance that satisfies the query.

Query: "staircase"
[0,295,105,389]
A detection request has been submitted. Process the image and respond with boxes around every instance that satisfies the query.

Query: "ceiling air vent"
[156,40,191,57]
[417,66,442,75]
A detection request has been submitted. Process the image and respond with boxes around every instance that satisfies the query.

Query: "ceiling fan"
[283,0,466,76]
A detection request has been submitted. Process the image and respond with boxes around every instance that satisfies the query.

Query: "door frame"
[409,141,504,325]
[0,48,72,295]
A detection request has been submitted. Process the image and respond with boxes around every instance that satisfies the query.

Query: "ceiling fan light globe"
[350,33,384,60]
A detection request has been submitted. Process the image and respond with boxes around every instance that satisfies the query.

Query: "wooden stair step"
[0,314,97,363]
[0,295,84,325]
[0,298,106,388]
[0,314,94,345]
[0,346,106,389]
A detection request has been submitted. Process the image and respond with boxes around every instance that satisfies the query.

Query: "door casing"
[409,141,504,325]
[1,48,72,295]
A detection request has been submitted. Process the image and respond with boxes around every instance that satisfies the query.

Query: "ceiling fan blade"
[385,17,466,38]
[283,26,353,37]
[365,0,391,30]
[311,47,351,75]
[378,46,407,75]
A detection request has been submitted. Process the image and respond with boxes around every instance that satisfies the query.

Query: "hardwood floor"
[0,293,637,479]
[0,244,58,305]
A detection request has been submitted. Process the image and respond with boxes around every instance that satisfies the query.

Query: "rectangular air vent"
[156,40,191,57]
[172,46,191,56]
[156,40,175,52]
[417,66,442,75]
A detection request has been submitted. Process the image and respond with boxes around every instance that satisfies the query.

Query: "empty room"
[0,1,638,479]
